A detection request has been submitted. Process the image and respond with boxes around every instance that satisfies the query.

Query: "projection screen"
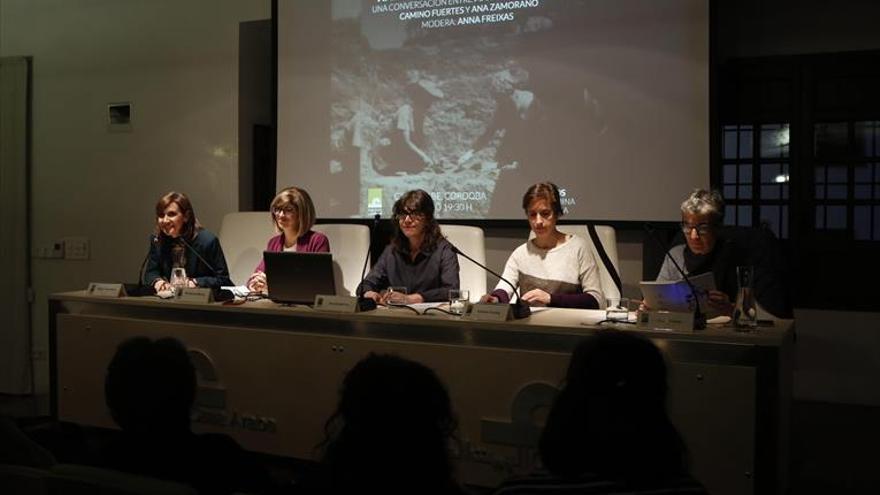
[277,0,708,220]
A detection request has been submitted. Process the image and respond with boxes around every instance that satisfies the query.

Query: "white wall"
[0,0,270,394]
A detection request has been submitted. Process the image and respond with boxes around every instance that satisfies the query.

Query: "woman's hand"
[363,290,382,303]
[521,288,551,306]
[480,294,499,303]
[153,279,170,293]
[247,272,267,293]
[405,293,424,304]
[377,290,423,305]
[186,278,198,288]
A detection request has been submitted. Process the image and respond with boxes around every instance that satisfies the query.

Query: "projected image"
[329,0,607,218]
[279,0,708,220]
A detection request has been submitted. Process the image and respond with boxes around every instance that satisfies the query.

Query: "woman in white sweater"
[481,182,604,309]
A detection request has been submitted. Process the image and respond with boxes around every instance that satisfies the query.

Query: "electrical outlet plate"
[32,243,64,259]
[63,236,89,260]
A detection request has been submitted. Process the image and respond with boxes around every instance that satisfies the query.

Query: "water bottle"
[733,265,757,330]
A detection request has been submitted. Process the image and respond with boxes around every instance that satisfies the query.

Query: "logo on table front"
[458,382,559,471]
[188,348,277,433]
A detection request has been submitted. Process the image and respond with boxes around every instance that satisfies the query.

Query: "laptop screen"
[264,251,336,304]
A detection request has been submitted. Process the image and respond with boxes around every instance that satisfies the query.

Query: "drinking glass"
[386,286,408,306]
[170,267,187,297]
[448,289,470,315]
[605,297,632,322]
[734,265,758,330]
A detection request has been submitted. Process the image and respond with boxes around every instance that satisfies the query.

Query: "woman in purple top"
[246,187,330,293]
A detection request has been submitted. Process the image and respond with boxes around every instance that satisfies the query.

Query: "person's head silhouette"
[104,337,196,435]
[540,330,688,485]
[320,353,459,494]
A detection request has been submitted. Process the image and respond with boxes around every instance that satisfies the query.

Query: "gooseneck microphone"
[355,214,382,311]
[177,235,234,301]
[177,235,220,277]
[449,244,531,319]
[643,223,706,330]
[138,235,159,286]
[129,235,160,296]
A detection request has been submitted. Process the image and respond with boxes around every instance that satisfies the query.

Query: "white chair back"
[529,224,621,301]
[440,225,486,302]
[217,212,274,286]
[313,224,371,296]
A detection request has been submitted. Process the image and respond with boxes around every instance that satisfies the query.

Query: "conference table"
[49,291,793,495]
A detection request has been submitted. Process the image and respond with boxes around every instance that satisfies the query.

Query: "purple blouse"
[251,230,330,274]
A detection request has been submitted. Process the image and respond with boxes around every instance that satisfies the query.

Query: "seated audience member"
[655,188,791,318]
[303,353,466,495]
[494,330,707,494]
[101,337,269,495]
[246,186,330,293]
[481,182,603,309]
[356,189,459,303]
[0,416,56,467]
[142,191,233,291]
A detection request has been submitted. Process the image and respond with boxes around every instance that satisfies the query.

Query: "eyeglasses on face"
[273,205,296,216]
[395,210,425,222]
[681,222,713,236]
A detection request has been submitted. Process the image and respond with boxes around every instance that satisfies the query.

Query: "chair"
[217,212,274,287]
[529,224,621,302]
[313,224,371,296]
[48,464,197,495]
[439,225,486,301]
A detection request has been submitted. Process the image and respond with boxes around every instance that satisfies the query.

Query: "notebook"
[264,251,336,304]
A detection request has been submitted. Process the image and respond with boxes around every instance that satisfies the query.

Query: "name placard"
[465,303,511,322]
[314,295,359,313]
[637,310,695,332]
[86,283,125,298]
[176,288,213,304]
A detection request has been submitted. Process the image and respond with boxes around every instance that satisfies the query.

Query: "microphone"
[355,214,382,311]
[177,235,234,301]
[449,244,531,319]
[128,235,159,296]
[138,235,158,285]
[178,235,219,276]
[643,223,706,330]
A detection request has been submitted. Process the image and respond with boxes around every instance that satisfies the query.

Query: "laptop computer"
[264,251,336,304]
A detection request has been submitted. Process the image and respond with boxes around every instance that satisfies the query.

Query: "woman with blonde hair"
[246,187,330,293]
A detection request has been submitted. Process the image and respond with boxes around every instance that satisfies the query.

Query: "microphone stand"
[644,223,706,330]
[450,245,531,319]
[178,235,233,301]
[356,214,382,311]
[131,235,159,296]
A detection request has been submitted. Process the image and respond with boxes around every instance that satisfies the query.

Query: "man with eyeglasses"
[655,189,739,316]
[654,189,791,319]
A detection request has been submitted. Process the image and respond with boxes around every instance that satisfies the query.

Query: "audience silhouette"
[0,416,56,468]
[302,353,467,495]
[101,336,269,495]
[494,330,707,494]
